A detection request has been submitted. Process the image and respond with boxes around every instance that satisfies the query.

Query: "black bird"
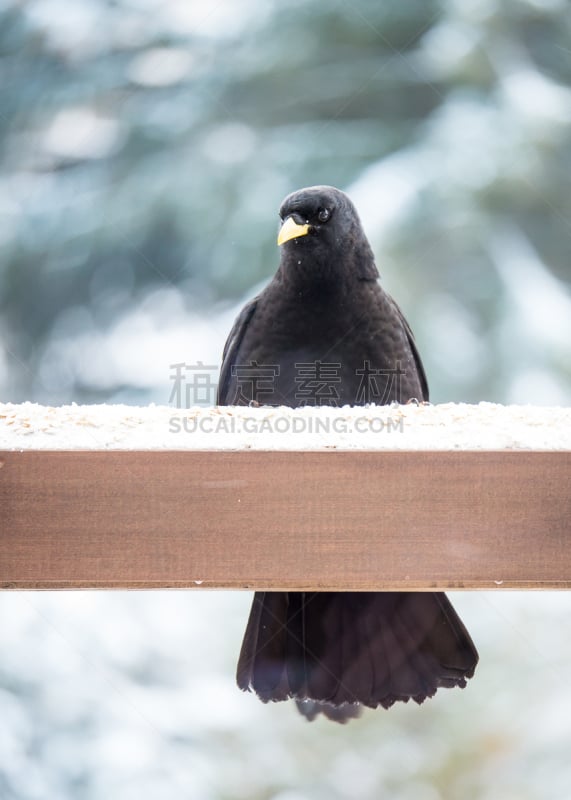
[217,185,478,722]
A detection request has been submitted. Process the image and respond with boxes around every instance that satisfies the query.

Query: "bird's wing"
[388,296,430,403]
[401,310,429,402]
[217,296,258,405]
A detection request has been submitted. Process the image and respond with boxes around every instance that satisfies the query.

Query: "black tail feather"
[237,591,478,723]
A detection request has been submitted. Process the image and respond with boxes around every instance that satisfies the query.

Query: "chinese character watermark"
[169,362,219,408]
[294,361,341,406]
[168,359,409,408]
[230,361,280,405]
[355,360,405,404]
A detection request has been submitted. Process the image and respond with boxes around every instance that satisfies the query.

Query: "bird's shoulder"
[355,280,429,402]
[217,295,259,405]
[385,290,429,402]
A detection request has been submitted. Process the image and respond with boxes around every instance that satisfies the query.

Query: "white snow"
[0,401,569,451]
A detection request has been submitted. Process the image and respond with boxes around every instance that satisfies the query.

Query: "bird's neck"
[276,244,378,296]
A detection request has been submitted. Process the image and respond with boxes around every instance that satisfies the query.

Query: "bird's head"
[277,185,353,247]
[276,185,378,283]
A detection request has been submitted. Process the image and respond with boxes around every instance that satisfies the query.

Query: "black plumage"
[217,185,478,722]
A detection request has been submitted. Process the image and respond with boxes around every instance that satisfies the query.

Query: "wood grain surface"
[1,450,569,589]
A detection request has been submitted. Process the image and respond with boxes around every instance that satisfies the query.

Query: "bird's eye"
[317,208,330,223]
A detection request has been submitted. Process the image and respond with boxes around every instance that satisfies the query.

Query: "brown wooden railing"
[2,446,569,590]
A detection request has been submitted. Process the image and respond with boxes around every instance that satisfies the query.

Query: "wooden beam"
[0,450,569,590]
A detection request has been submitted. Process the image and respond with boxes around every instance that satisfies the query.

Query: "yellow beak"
[277,216,310,246]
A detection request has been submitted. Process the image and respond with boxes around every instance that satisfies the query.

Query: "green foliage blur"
[1,0,570,405]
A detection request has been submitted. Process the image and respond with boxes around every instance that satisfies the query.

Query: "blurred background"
[1,0,570,406]
[1,0,570,797]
